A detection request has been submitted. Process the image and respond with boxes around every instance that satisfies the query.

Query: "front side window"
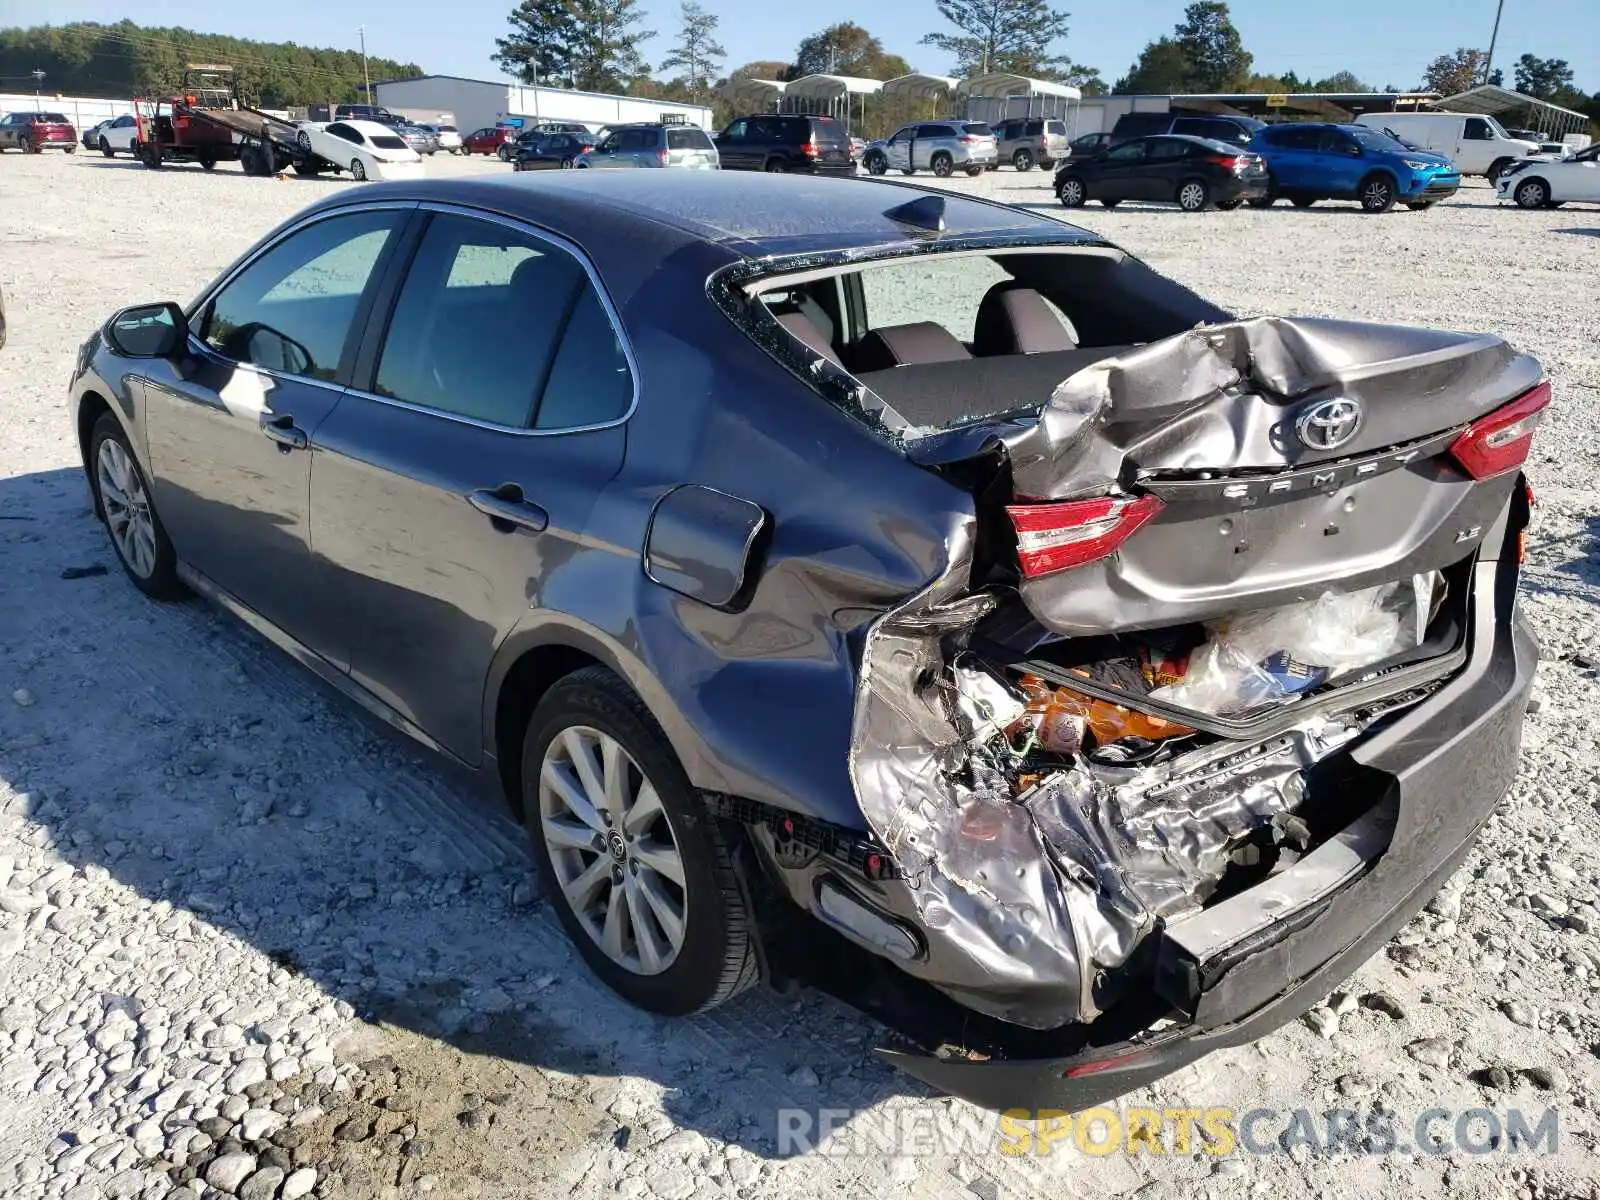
[1318,130,1358,156]
[723,119,746,140]
[1464,118,1493,141]
[201,210,401,381]
[373,213,631,430]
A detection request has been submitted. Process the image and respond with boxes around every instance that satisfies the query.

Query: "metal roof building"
[1436,84,1591,137]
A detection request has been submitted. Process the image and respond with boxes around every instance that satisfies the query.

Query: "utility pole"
[357,26,371,101]
[1483,0,1506,85]
[31,68,44,104]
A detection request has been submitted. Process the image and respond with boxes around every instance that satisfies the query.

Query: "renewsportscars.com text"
[777,1104,1561,1159]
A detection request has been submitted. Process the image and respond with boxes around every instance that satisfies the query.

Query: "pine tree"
[493,0,577,86]
[567,0,654,93]
[658,2,725,103]
[920,0,1086,80]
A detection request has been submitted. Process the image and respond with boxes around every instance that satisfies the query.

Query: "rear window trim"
[737,243,1124,300]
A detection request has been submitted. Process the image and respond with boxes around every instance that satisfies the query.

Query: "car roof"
[339,119,397,135]
[330,171,1104,259]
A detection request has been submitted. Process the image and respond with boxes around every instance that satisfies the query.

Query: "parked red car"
[461,126,515,157]
[0,111,78,153]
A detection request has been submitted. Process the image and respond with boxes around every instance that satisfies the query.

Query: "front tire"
[89,413,185,601]
[1176,178,1210,212]
[1513,178,1549,209]
[865,152,887,176]
[1057,175,1087,207]
[100,137,113,158]
[1012,148,1034,172]
[931,152,954,178]
[964,164,983,177]
[498,144,511,161]
[1359,174,1396,213]
[524,668,757,1015]
[764,158,786,173]
[560,156,574,169]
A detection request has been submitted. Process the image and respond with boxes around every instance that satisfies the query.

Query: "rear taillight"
[1007,495,1163,578]
[1204,154,1241,171]
[1448,380,1551,480]
[960,135,977,145]
[656,148,669,164]
[802,138,819,156]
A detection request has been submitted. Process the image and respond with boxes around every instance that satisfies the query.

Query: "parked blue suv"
[1246,123,1460,213]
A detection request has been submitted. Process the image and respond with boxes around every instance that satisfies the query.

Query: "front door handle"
[261,412,308,452]
[467,483,548,534]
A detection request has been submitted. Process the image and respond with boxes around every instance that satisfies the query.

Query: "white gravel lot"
[1,150,1598,1200]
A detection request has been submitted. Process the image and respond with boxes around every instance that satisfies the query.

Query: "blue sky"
[30,0,1600,93]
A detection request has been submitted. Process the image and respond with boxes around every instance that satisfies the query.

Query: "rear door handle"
[261,412,308,451]
[467,483,548,534]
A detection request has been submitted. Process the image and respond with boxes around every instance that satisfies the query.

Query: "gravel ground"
[1,150,1598,1200]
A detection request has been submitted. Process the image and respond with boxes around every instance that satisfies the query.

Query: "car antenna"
[884,195,946,234]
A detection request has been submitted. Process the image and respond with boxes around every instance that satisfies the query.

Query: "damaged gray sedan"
[69,173,1544,1111]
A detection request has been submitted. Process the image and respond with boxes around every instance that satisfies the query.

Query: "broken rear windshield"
[736,246,1228,441]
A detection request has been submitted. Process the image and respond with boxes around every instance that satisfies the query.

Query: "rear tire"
[1216,198,1242,210]
[24,137,40,155]
[1291,196,1317,208]
[560,156,574,169]
[900,167,916,176]
[764,158,786,173]
[1176,178,1210,212]
[65,144,76,154]
[524,667,757,1016]
[1359,174,1396,213]
[1513,177,1549,209]
[498,144,511,161]
[1405,200,1435,211]
[931,152,954,178]
[199,154,216,171]
[1012,148,1034,172]
[964,164,983,177]
[350,158,367,181]
[88,413,185,601]
[296,130,312,153]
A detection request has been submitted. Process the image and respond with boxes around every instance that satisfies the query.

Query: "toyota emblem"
[1295,397,1363,451]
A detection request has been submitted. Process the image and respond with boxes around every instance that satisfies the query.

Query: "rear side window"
[373,214,630,431]
[370,134,407,150]
[918,124,955,138]
[201,210,402,381]
[1025,120,1043,135]
[536,287,633,429]
[1146,138,1190,160]
[668,127,712,149]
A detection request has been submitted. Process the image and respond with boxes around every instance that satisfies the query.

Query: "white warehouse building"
[373,74,714,134]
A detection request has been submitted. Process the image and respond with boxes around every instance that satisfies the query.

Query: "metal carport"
[1436,85,1591,139]
[781,75,883,130]
[719,76,787,115]
[956,74,1081,127]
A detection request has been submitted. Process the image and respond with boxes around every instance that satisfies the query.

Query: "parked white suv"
[1355,112,1539,181]
[96,114,139,156]
[420,124,462,154]
[862,121,999,178]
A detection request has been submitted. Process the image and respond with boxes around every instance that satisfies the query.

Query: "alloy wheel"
[538,726,687,976]
[1362,179,1393,211]
[1059,178,1085,207]
[96,439,157,580]
[351,159,366,181]
[1179,181,1206,211]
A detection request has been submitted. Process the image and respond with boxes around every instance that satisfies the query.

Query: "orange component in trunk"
[1018,674,1190,748]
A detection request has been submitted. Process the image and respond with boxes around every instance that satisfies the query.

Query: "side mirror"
[106,301,187,359]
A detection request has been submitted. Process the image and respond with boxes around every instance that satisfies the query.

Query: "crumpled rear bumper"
[878,594,1536,1113]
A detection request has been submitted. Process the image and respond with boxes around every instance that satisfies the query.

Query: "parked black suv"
[1110,112,1265,148]
[714,113,854,175]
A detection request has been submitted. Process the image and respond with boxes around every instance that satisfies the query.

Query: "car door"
[917,124,955,170]
[1316,129,1364,197]
[717,119,750,169]
[1093,139,1149,201]
[140,205,411,662]
[1560,149,1600,201]
[1139,137,1192,201]
[0,115,18,150]
[885,126,911,171]
[1456,117,1495,174]
[306,207,632,762]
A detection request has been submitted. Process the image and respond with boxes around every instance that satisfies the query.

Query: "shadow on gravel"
[1553,228,1600,238]
[0,467,925,1165]
[1522,515,1600,607]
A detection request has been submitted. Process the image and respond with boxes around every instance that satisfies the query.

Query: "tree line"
[0,20,423,108]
